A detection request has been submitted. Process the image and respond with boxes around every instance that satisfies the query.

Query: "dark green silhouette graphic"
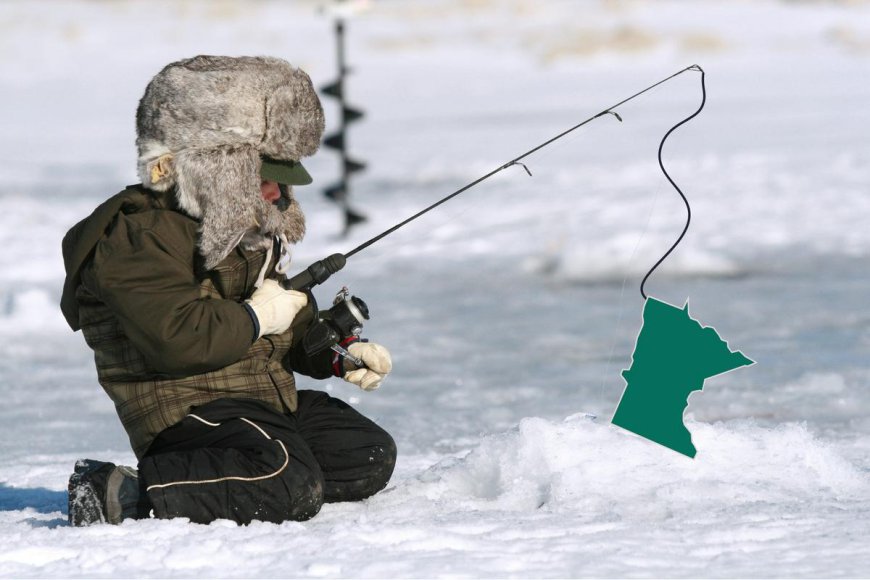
[612,297,754,457]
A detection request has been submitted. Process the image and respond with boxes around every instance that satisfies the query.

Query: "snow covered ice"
[1,0,870,577]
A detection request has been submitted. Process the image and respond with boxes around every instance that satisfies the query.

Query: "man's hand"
[343,342,392,391]
[245,279,308,339]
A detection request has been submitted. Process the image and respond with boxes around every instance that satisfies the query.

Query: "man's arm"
[82,213,255,376]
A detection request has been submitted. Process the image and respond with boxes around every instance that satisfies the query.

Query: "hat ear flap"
[140,153,176,192]
[174,145,262,270]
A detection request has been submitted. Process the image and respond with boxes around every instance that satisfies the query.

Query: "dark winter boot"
[67,459,142,526]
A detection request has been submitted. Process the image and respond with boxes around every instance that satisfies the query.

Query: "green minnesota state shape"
[612,297,754,458]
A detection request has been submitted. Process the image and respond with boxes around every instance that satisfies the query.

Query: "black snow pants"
[137,391,396,525]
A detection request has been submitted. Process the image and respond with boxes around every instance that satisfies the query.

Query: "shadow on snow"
[0,483,67,515]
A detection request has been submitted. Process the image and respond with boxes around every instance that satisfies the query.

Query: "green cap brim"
[260,156,313,185]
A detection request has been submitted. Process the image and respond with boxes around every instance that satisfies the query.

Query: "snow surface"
[1,0,870,577]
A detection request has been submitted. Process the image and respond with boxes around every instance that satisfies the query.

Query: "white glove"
[343,342,392,391]
[245,279,308,339]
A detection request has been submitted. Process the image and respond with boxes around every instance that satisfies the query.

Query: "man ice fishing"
[60,55,396,526]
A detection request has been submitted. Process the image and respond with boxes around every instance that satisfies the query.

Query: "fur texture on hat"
[135,55,324,269]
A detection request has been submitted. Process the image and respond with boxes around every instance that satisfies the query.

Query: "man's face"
[260,180,281,203]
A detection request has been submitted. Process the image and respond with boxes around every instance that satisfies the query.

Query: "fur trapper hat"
[136,55,324,269]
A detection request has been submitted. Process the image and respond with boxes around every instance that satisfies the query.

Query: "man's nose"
[261,181,281,202]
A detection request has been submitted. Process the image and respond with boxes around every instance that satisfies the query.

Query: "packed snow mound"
[400,416,868,515]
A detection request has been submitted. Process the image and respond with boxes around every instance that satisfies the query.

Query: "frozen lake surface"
[1,0,869,577]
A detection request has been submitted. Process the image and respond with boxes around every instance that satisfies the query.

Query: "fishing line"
[639,65,707,299]
[599,179,665,402]
[596,64,706,403]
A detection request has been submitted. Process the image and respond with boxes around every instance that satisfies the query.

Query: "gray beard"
[200,191,306,269]
[238,194,306,255]
[171,146,306,270]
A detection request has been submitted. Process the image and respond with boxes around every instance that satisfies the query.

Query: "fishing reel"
[302,287,370,364]
[279,253,368,365]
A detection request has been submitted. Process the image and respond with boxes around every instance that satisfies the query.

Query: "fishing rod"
[285,65,706,361]
[285,64,705,292]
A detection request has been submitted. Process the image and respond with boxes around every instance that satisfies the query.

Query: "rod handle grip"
[282,253,347,291]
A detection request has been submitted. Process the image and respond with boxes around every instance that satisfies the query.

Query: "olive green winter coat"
[61,185,331,459]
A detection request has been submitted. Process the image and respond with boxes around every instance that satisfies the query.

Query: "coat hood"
[60,185,166,330]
